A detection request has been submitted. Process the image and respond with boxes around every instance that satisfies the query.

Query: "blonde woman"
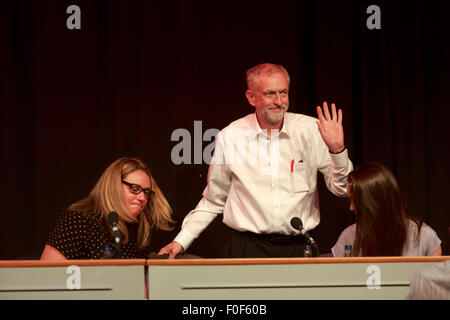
[41,157,174,259]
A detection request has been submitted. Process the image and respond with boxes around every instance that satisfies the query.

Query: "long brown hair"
[68,157,174,248]
[348,162,422,256]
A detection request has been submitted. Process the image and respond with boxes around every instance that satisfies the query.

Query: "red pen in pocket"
[291,159,294,173]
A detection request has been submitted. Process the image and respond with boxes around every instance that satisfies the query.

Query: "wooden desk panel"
[1,257,448,300]
[146,256,450,300]
[0,260,146,300]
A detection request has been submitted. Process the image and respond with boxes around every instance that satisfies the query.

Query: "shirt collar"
[249,113,291,139]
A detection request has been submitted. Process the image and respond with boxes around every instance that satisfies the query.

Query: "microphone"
[290,217,319,257]
[290,217,303,231]
[108,211,121,258]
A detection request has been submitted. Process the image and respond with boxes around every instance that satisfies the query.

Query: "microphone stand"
[290,217,320,257]
[304,232,319,257]
[112,227,121,259]
[108,212,122,259]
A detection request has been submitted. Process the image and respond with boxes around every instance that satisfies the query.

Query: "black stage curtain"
[0,0,449,259]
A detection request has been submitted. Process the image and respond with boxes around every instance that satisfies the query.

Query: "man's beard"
[263,104,288,125]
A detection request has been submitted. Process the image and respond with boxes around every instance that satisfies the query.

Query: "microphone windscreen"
[290,217,303,231]
[108,211,119,226]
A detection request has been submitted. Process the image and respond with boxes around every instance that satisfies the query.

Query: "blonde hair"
[68,157,174,248]
[246,63,290,90]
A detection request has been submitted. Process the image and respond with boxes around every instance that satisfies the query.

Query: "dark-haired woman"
[332,162,441,257]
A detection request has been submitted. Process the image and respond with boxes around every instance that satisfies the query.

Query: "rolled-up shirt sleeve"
[314,128,353,197]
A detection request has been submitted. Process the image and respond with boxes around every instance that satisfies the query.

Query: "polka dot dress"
[46,211,152,259]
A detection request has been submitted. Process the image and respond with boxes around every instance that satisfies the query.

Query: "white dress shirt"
[174,112,353,250]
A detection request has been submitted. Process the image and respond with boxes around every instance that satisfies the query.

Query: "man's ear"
[246,89,256,106]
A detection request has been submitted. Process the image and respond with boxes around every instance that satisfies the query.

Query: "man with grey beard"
[160,63,353,258]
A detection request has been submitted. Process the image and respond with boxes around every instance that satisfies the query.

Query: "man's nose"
[273,93,282,106]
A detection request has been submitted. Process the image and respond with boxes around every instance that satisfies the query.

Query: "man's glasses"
[122,180,154,198]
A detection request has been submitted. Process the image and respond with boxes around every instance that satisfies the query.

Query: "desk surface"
[145,255,450,265]
[0,259,146,267]
[0,255,447,267]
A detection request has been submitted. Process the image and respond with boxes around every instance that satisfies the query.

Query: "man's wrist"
[329,147,346,154]
[173,230,194,251]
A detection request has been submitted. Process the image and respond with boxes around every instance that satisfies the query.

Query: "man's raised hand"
[316,102,345,153]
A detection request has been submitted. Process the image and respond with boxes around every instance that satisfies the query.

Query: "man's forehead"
[259,70,287,79]
[258,72,290,89]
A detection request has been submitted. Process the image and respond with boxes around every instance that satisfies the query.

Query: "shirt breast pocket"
[291,161,311,193]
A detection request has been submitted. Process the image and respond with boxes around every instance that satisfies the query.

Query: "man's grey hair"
[246,63,290,90]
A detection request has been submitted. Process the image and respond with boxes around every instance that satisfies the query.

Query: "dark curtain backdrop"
[1,0,449,259]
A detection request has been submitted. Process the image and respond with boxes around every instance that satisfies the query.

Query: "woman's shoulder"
[47,210,108,259]
[57,210,102,226]
[331,224,356,257]
[417,221,441,243]
[407,219,439,239]
[406,219,441,255]
[341,223,357,237]
[59,209,92,219]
